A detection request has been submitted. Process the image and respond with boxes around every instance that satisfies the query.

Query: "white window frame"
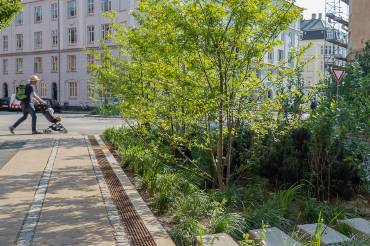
[268,51,274,62]
[52,30,58,47]
[3,36,8,51]
[39,81,47,97]
[34,57,43,73]
[15,12,23,25]
[68,27,77,45]
[101,0,112,12]
[278,49,284,61]
[16,58,23,74]
[51,3,58,21]
[34,31,42,49]
[101,24,112,42]
[3,59,8,74]
[69,81,77,97]
[34,6,42,23]
[87,0,94,15]
[87,54,94,72]
[16,34,23,50]
[87,25,95,44]
[67,55,77,72]
[51,56,58,72]
[67,0,77,18]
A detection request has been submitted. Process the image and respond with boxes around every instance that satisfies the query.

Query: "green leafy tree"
[0,0,22,30]
[90,0,305,188]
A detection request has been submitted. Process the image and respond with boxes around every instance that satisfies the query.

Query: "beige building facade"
[349,0,370,54]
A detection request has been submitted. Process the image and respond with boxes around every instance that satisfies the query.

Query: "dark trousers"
[12,103,37,132]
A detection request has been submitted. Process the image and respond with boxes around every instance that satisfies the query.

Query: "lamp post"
[57,0,61,104]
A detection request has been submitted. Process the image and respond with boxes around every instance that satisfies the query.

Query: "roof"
[300,19,325,32]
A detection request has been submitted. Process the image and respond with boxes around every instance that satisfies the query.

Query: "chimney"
[312,13,316,19]
[319,13,322,19]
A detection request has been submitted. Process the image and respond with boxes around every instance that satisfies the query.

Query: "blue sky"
[297,0,325,18]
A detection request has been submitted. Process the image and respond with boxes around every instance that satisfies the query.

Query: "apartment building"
[0,0,137,107]
[299,13,348,87]
[261,20,301,97]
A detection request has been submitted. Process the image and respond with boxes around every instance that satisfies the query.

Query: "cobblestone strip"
[95,135,175,246]
[16,140,59,246]
[85,137,130,246]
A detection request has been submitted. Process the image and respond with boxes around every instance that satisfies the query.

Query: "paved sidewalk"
[32,137,115,245]
[0,134,173,246]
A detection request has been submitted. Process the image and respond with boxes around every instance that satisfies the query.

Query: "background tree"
[90,0,305,188]
[0,0,22,30]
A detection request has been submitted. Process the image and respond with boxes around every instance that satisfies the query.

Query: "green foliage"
[91,104,120,116]
[92,0,305,188]
[0,0,22,30]
[299,198,358,224]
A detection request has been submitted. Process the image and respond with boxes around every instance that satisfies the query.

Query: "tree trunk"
[216,74,224,188]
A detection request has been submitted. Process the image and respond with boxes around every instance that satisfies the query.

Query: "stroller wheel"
[62,129,68,134]
[43,129,52,134]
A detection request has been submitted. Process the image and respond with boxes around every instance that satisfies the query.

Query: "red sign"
[332,68,346,83]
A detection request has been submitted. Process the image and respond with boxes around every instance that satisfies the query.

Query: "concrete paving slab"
[0,140,25,169]
[297,223,350,245]
[0,138,55,245]
[32,137,116,246]
[339,218,370,238]
[196,233,238,246]
[249,227,302,246]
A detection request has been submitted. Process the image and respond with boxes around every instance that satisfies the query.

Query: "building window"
[34,32,42,49]
[101,24,112,41]
[67,0,77,18]
[278,49,284,61]
[87,25,95,44]
[288,32,293,47]
[68,27,77,45]
[51,56,58,72]
[67,55,77,72]
[69,81,77,97]
[16,58,23,74]
[268,51,274,63]
[281,32,286,42]
[52,30,58,47]
[2,83,9,97]
[34,6,42,23]
[15,12,23,25]
[320,45,324,55]
[87,54,94,72]
[51,3,58,20]
[288,52,294,66]
[88,0,94,14]
[38,81,47,97]
[3,59,8,74]
[101,0,112,12]
[16,34,23,50]
[3,36,8,51]
[34,57,43,73]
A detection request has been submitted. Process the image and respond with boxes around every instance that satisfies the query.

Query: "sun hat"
[29,75,41,82]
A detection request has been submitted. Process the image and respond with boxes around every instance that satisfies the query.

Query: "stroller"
[40,105,68,134]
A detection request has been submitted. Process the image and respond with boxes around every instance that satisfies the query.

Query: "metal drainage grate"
[89,136,156,246]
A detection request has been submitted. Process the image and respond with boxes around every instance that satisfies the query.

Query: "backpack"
[16,85,28,101]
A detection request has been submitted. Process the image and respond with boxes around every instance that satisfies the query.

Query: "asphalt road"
[0,111,124,136]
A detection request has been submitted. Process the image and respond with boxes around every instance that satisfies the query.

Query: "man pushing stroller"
[9,75,47,134]
[9,75,67,134]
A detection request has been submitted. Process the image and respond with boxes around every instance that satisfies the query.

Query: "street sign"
[332,67,346,83]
